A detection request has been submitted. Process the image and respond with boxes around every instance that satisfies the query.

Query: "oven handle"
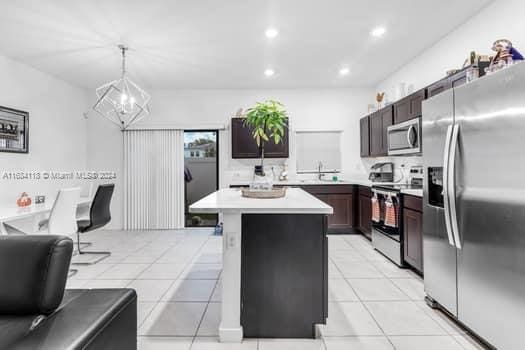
[442,125,456,247]
[448,124,461,249]
[371,189,398,196]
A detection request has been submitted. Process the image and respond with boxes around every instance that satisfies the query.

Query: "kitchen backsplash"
[222,156,422,186]
[360,156,423,184]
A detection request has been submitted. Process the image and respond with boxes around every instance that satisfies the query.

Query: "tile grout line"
[130,232,213,337]
[189,235,218,347]
[360,301,399,349]
[330,236,399,348]
[327,242,391,343]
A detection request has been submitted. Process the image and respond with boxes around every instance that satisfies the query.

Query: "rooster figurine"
[376,92,385,109]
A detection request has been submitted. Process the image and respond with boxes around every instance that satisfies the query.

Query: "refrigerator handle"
[442,125,456,247]
[448,124,461,249]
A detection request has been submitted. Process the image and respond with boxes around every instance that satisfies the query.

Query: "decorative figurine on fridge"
[492,39,523,63]
[486,39,524,74]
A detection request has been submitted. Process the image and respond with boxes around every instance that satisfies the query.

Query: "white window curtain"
[123,130,185,229]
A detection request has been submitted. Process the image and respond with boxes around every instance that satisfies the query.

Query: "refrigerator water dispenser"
[428,167,444,207]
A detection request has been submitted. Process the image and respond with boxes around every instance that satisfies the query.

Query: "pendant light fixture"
[93,45,151,130]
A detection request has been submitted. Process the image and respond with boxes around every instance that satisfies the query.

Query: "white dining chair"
[38,187,81,235]
[38,187,81,277]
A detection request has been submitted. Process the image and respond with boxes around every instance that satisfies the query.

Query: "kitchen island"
[189,187,333,342]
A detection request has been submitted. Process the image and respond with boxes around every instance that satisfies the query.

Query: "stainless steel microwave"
[387,118,421,155]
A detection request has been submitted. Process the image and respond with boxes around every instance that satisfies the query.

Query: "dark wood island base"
[240,213,329,338]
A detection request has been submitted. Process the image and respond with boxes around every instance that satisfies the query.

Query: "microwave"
[387,118,421,155]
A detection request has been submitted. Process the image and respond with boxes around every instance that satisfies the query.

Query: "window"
[184,130,219,227]
[296,130,342,173]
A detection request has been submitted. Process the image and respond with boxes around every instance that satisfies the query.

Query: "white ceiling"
[0,0,492,89]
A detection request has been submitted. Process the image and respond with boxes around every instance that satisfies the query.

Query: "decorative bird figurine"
[376,92,385,108]
[234,108,244,118]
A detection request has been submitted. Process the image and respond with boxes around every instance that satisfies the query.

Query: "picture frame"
[0,106,29,153]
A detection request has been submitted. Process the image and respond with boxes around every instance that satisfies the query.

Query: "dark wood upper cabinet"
[231,118,289,159]
[449,70,467,89]
[426,73,465,99]
[369,112,382,156]
[360,116,370,157]
[393,89,426,124]
[426,63,490,99]
[369,106,393,157]
[379,107,393,155]
[427,78,451,98]
[261,127,290,158]
[231,118,260,158]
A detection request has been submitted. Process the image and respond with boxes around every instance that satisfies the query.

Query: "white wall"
[0,54,89,208]
[369,0,525,179]
[376,0,524,98]
[87,88,373,228]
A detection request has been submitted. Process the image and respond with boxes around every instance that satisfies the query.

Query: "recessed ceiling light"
[339,67,350,76]
[264,68,275,77]
[371,26,386,37]
[265,28,279,39]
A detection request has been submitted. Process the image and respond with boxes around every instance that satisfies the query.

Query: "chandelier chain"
[120,45,128,78]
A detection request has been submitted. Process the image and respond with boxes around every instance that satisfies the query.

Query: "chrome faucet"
[318,161,324,180]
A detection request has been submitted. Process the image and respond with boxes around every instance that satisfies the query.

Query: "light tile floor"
[67,230,487,350]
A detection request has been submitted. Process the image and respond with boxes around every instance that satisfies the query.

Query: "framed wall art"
[0,106,29,153]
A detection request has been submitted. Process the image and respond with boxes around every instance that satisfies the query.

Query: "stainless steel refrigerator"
[422,62,525,350]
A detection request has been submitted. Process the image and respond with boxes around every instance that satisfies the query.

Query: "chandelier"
[93,45,151,130]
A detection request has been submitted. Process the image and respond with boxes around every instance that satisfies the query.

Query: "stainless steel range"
[371,174,422,267]
[371,185,403,265]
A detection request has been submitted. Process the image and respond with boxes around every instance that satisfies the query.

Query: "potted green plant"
[244,100,288,176]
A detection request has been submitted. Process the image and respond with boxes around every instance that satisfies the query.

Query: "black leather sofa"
[0,235,137,349]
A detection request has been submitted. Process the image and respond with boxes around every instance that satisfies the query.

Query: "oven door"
[387,118,421,155]
[371,189,404,266]
[371,191,401,242]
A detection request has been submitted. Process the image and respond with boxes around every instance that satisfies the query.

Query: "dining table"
[0,196,92,234]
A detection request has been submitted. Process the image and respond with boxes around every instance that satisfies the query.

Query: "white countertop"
[228,179,423,197]
[190,188,333,214]
[229,177,408,187]
[229,178,356,187]
[400,188,423,197]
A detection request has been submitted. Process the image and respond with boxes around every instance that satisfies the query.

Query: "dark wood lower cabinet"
[300,185,355,234]
[317,194,353,233]
[230,184,358,234]
[358,193,372,240]
[403,206,423,274]
[241,214,328,338]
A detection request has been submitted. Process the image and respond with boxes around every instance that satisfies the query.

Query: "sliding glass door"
[184,130,219,227]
